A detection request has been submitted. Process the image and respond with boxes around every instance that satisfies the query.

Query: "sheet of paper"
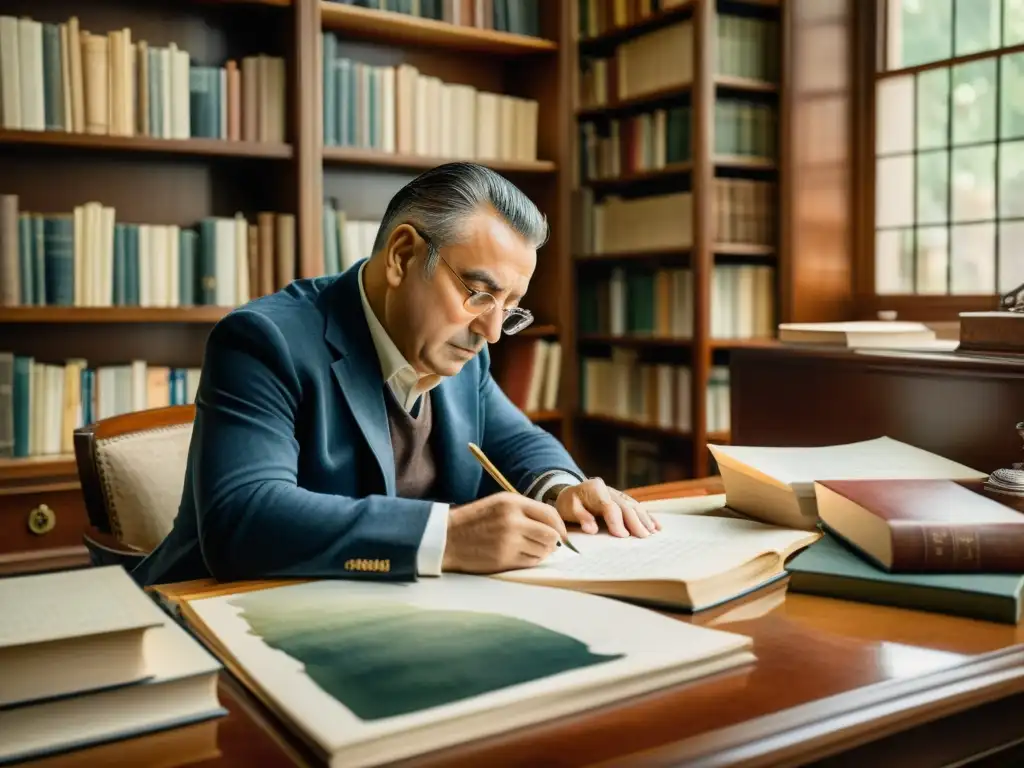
[522,514,815,583]
[639,494,727,516]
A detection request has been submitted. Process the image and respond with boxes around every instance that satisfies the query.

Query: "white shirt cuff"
[529,471,582,503]
[416,502,449,576]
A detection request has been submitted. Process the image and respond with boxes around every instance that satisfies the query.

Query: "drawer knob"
[28,504,56,535]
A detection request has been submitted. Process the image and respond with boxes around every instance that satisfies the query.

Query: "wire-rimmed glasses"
[438,255,534,335]
[410,223,534,335]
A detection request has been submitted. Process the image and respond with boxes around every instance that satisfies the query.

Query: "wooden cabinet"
[0,459,90,576]
[728,345,1024,475]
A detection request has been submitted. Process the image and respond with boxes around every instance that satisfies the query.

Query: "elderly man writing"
[133,162,659,587]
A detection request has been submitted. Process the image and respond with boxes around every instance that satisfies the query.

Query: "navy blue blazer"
[131,260,584,587]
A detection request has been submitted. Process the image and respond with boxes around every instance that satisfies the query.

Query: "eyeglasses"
[439,255,534,335]
[409,224,534,336]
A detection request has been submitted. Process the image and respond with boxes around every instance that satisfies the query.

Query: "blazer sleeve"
[192,310,434,582]
[475,346,585,497]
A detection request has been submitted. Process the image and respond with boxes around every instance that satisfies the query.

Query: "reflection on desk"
[11,478,1024,768]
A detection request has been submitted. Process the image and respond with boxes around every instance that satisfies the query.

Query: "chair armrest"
[82,530,147,570]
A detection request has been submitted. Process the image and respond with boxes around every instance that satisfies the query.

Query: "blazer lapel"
[431,373,481,504]
[322,263,396,497]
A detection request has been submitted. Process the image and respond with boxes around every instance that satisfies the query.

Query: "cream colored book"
[0,566,161,707]
[777,320,937,347]
[708,437,988,530]
[1,585,224,765]
[493,513,820,611]
[176,575,755,768]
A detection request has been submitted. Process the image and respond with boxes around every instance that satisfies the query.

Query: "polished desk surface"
[19,478,1024,768]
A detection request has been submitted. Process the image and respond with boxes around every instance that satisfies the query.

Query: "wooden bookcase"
[0,0,574,573]
[0,0,857,573]
[568,0,785,483]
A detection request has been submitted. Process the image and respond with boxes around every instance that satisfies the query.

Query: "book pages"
[183,575,754,767]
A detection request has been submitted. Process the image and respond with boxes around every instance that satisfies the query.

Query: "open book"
[708,437,988,530]
[492,513,820,612]
[170,575,755,768]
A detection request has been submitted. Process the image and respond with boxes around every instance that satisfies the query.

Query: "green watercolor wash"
[229,588,623,721]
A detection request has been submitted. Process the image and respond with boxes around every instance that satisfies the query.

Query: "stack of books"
[709,437,1024,624]
[0,566,225,765]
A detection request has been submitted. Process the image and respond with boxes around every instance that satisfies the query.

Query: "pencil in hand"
[467,442,581,554]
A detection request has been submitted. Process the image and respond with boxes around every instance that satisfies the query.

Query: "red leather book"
[814,478,1024,573]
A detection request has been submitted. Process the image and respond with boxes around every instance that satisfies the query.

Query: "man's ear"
[383,224,419,288]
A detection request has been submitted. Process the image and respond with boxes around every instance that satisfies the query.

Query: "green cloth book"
[785,532,1024,624]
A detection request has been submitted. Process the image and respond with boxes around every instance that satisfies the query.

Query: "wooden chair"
[73,405,196,569]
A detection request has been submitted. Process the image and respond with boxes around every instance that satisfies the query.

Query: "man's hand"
[442,492,570,573]
[554,478,660,538]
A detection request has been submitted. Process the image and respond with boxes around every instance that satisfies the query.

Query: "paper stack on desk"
[0,566,225,766]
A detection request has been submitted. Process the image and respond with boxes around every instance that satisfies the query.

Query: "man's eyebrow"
[461,269,502,292]
[460,269,523,301]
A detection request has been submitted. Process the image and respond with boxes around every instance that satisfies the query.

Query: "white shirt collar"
[357,261,441,411]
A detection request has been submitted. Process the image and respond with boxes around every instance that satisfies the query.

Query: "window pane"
[952,59,996,145]
[916,226,949,293]
[955,0,1001,55]
[877,155,915,227]
[999,140,1024,217]
[1000,53,1024,140]
[952,144,996,221]
[917,68,950,150]
[1005,0,1024,45]
[951,222,995,292]
[887,0,953,69]
[999,222,1024,291]
[876,229,915,294]
[876,76,915,155]
[917,150,949,224]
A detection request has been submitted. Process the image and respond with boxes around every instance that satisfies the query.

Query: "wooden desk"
[18,479,1024,768]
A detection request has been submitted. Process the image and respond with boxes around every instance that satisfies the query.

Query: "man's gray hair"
[371,162,549,273]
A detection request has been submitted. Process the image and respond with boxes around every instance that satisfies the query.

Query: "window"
[873,0,1024,298]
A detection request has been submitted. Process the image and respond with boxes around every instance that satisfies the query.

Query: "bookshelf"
[0,0,853,572]
[570,0,784,483]
[0,0,573,572]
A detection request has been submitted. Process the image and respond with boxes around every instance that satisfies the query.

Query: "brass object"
[999,282,1024,312]
[343,558,391,573]
[27,504,56,535]
[983,423,1024,512]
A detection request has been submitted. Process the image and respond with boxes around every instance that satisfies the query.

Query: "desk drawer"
[0,486,88,555]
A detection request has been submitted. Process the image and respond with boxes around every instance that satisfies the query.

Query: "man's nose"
[470,306,503,344]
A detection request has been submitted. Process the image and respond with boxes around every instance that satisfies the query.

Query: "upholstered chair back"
[74,405,195,554]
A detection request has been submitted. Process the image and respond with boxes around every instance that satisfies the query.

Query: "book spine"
[892,524,1024,572]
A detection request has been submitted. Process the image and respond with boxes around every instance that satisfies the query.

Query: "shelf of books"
[321,0,556,55]
[0,0,298,561]
[572,0,781,482]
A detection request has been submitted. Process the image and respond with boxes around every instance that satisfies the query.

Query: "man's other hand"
[555,478,660,538]
[442,492,569,573]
